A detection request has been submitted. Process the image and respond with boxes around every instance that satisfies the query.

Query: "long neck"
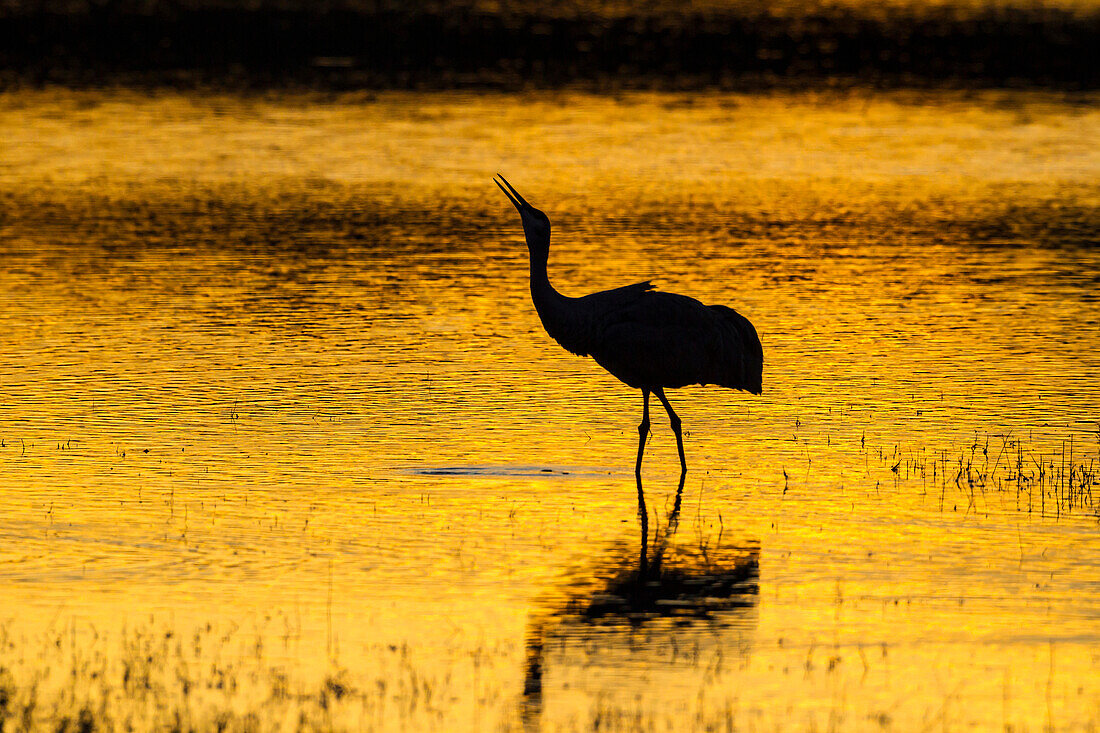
[527,242,570,331]
[526,238,593,355]
[528,245,551,295]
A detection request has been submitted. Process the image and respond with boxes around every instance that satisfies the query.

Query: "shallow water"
[1,88,1099,730]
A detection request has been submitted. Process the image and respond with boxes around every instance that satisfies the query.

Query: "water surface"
[0,88,1099,731]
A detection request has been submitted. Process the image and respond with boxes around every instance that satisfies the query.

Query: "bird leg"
[666,470,686,532]
[635,389,651,477]
[654,388,687,475]
[636,469,649,577]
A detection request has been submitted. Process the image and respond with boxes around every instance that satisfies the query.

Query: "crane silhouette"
[495,174,763,476]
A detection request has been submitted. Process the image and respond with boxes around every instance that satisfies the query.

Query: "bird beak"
[494,174,529,213]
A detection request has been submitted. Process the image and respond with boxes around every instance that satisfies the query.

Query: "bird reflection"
[521,474,760,726]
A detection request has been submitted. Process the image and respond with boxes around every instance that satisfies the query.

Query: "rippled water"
[1,88,1099,730]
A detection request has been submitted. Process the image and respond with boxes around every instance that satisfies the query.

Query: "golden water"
[1,88,1099,730]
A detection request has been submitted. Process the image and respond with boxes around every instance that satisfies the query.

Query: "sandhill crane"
[495,175,763,476]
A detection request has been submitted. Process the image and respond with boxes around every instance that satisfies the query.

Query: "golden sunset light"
[1,2,1099,731]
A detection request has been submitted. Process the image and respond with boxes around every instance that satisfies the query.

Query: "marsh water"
[1,88,1099,731]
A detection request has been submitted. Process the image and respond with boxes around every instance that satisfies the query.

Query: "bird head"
[495,174,551,252]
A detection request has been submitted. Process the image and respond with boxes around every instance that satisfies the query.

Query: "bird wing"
[542,282,655,358]
[576,281,656,311]
[588,290,762,392]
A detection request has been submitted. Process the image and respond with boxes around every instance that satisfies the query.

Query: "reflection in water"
[522,474,760,725]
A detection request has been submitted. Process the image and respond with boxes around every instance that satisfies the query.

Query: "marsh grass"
[0,623,338,732]
[872,428,1100,518]
[0,620,520,733]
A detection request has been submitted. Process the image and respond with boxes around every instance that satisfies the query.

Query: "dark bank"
[2,0,1100,89]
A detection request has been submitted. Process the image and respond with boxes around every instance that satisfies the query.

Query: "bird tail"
[708,305,763,394]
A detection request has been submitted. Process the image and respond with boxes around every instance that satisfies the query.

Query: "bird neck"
[528,245,551,291]
[526,242,592,356]
[528,245,566,317]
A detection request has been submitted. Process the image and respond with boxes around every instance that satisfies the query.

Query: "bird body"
[496,174,762,475]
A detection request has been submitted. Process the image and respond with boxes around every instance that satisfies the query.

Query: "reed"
[868,428,1100,518]
[0,620,453,733]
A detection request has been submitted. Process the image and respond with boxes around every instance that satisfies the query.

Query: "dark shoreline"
[2,2,1099,90]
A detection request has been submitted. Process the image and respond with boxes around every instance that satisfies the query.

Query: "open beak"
[494,174,529,213]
